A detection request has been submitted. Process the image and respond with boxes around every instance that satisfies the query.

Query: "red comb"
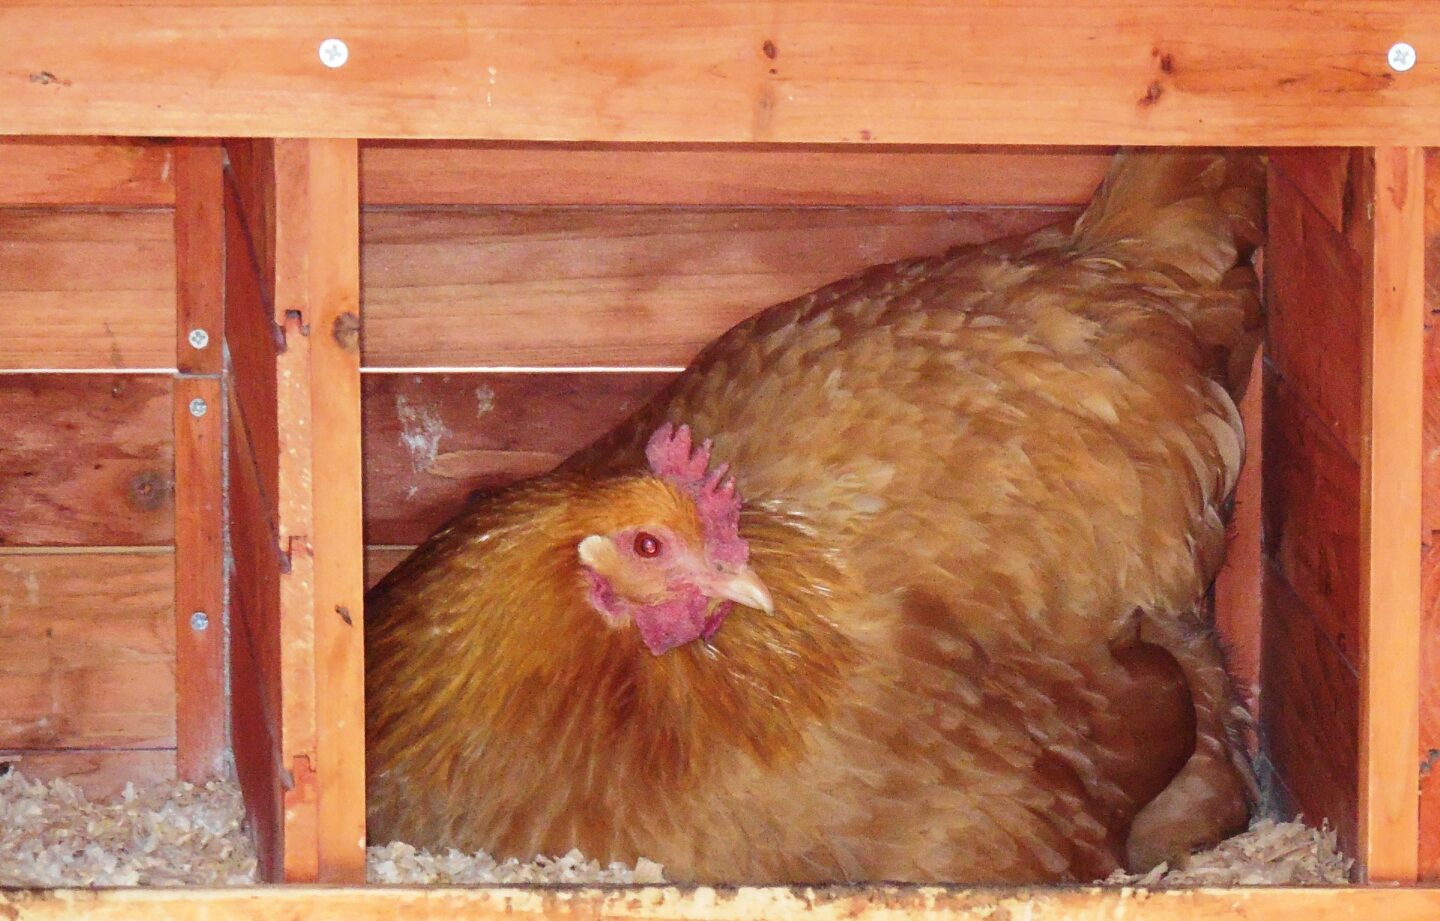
[645,423,748,567]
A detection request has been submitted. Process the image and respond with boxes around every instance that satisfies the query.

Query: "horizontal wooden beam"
[8,885,1440,921]
[0,3,1437,144]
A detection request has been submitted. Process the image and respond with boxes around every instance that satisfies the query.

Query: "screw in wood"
[319,38,350,69]
[188,328,210,350]
[1389,42,1416,72]
[189,398,208,418]
[190,611,209,632]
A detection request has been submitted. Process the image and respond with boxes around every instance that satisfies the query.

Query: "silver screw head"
[1389,41,1416,72]
[188,397,208,418]
[187,328,210,350]
[319,38,350,68]
[190,611,210,632]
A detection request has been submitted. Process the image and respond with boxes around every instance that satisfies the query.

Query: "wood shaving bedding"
[0,769,1349,887]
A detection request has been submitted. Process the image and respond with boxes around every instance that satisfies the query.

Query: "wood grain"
[0,210,176,370]
[0,138,174,207]
[173,376,225,782]
[1357,146,1424,883]
[365,547,411,591]
[1,3,1438,144]
[1260,566,1361,861]
[0,374,173,547]
[1262,373,1362,667]
[0,749,176,798]
[271,139,366,883]
[1211,348,1263,713]
[1420,148,1440,880]
[12,884,1440,921]
[362,144,1111,207]
[361,207,1075,368]
[1265,162,1364,463]
[173,142,224,376]
[0,552,175,752]
[363,371,674,544]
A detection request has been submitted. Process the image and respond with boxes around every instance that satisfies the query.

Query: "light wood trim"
[1359,146,1425,882]
[172,376,226,782]
[271,138,366,883]
[174,143,224,376]
[0,3,1437,144]
[7,885,1440,920]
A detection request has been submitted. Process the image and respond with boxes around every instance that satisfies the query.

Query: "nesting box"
[2,2,1439,918]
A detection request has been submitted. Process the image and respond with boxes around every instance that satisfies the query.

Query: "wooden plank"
[1,3,1439,144]
[363,371,673,544]
[361,207,1075,368]
[0,553,175,752]
[1420,147,1440,880]
[1260,567,1361,860]
[1265,160,1364,463]
[1212,348,1263,713]
[13,884,1440,921]
[1268,149,1354,235]
[362,144,1111,207]
[173,376,225,782]
[0,750,176,798]
[173,142,224,375]
[0,374,173,547]
[0,210,176,370]
[0,138,174,207]
[272,138,366,883]
[1358,146,1424,883]
[1262,372,1362,667]
[364,547,410,591]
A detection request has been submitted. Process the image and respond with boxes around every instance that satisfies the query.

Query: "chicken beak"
[710,566,774,614]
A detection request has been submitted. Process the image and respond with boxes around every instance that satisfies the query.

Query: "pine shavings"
[1,768,1349,888]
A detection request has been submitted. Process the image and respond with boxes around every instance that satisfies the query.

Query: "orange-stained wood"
[172,377,225,783]
[0,374,173,547]
[1420,149,1440,880]
[0,137,174,207]
[11,883,1440,921]
[362,372,675,544]
[0,552,175,752]
[361,208,1077,368]
[0,210,176,370]
[174,142,225,376]
[1358,147,1424,883]
[1211,348,1263,715]
[0,749,176,798]
[362,144,1111,207]
[271,138,366,883]
[224,139,285,883]
[0,3,1438,144]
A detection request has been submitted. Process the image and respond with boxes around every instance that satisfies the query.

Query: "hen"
[365,150,1264,883]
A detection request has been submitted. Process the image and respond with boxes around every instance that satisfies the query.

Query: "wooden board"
[363,371,674,544]
[1420,148,1440,880]
[0,210,176,370]
[362,144,1111,207]
[1357,147,1424,883]
[10,884,1440,921]
[361,207,1075,368]
[1,3,1439,144]
[0,552,175,752]
[0,138,174,207]
[0,749,176,798]
[0,374,173,547]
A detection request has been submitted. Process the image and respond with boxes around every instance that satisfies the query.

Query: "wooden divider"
[1421,149,1440,880]
[226,138,364,883]
[1264,148,1424,882]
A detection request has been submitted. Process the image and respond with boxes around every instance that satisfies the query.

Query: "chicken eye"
[634,532,663,558]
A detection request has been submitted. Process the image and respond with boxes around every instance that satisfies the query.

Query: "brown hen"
[365,150,1265,883]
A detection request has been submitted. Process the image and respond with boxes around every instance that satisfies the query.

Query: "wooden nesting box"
[3,2,1440,918]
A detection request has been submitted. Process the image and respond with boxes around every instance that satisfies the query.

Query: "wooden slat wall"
[0,138,190,794]
[1,3,1438,144]
[1263,149,1425,881]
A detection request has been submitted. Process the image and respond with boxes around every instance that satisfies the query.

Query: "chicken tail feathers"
[1072,150,1266,398]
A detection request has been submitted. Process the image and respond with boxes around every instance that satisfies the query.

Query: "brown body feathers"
[365,151,1264,883]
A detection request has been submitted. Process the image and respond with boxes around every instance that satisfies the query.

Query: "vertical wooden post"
[172,142,227,782]
[1359,146,1423,883]
[271,138,366,883]
[1421,149,1440,881]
